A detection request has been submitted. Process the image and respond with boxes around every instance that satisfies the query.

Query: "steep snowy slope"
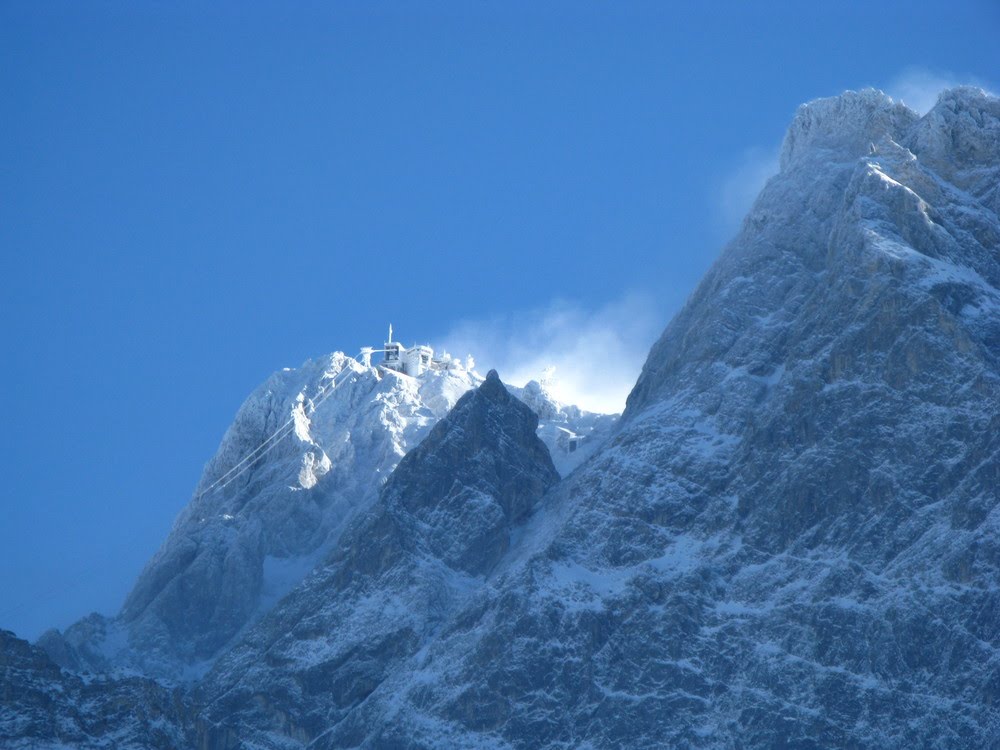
[394,87,1000,748]
[193,88,1000,748]
[40,353,612,681]
[196,371,560,748]
[40,355,481,679]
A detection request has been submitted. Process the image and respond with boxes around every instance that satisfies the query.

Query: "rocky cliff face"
[40,356,485,680]
[40,355,611,682]
[192,87,999,748]
[9,86,999,749]
[395,87,1000,748]
[195,370,560,747]
[0,630,191,749]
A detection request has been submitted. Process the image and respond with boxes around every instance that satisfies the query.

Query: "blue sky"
[1,1,997,639]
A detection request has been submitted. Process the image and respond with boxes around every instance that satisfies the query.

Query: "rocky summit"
[4,87,999,749]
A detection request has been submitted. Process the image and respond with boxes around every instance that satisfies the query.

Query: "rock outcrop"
[9,87,1000,749]
[199,87,1000,748]
[0,630,191,749]
[196,370,560,746]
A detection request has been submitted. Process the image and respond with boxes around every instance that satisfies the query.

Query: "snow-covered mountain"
[190,87,1000,748]
[39,351,614,681]
[7,85,999,749]
[197,370,562,748]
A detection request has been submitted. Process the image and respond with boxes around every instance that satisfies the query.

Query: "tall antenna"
[388,323,393,343]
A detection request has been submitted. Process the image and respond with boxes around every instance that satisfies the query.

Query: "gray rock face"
[9,86,999,750]
[195,370,559,747]
[194,87,1000,748]
[0,630,191,749]
[39,356,609,683]
[40,357,486,679]
[407,88,1000,748]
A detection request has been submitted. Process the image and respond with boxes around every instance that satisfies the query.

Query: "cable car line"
[196,350,383,500]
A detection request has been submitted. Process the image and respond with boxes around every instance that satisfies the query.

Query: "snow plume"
[886,67,996,115]
[440,294,663,415]
[719,145,779,234]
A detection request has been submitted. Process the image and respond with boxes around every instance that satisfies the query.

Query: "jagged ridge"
[204,87,1000,748]
[196,370,560,747]
[8,86,999,749]
[41,354,612,683]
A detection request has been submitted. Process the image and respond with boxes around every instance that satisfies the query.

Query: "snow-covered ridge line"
[17,86,1000,749]
[40,344,616,681]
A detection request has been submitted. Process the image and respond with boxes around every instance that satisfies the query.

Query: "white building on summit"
[361,325,466,377]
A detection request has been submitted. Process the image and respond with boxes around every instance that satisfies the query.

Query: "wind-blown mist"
[439,294,665,414]
[885,66,995,115]
[719,146,779,233]
[714,68,997,240]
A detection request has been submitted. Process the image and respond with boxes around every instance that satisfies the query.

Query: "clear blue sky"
[1,1,997,640]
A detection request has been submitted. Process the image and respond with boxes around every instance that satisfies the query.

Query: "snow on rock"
[19,86,1000,749]
[507,378,618,476]
[39,355,485,680]
[39,351,613,682]
[196,370,560,746]
[778,87,918,171]
[0,629,191,748]
[190,87,1000,748]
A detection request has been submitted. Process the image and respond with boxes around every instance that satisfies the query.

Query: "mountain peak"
[931,84,997,111]
[779,88,918,170]
[382,370,559,572]
[908,86,1000,199]
[479,368,506,398]
[198,371,561,739]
